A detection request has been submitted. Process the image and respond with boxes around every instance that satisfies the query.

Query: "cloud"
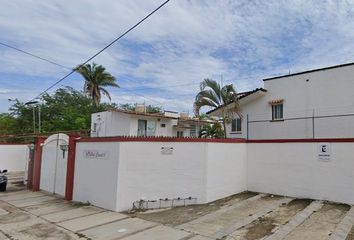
[1,0,354,113]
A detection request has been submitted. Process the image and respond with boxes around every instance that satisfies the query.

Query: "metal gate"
[40,133,69,195]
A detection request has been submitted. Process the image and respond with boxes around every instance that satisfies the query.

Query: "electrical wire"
[110,71,287,95]
[0,41,71,70]
[26,0,171,103]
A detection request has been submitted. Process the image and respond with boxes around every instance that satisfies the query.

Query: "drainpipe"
[246,114,249,140]
[312,109,315,139]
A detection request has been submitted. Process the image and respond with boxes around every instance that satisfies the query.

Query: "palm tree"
[199,123,225,138]
[75,63,119,106]
[194,78,241,138]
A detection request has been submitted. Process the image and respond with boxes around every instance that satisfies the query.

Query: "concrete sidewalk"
[1,188,354,240]
[0,189,195,240]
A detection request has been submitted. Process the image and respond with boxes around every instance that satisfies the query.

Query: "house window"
[272,104,283,120]
[190,125,198,137]
[146,121,156,136]
[161,123,166,128]
[231,118,241,132]
[177,131,184,137]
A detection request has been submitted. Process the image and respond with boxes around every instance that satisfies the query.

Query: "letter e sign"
[318,143,331,162]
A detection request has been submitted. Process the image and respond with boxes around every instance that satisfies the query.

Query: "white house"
[91,107,212,138]
[207,62,354,139]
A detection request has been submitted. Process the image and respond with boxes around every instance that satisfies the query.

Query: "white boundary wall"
[247,142,354,205]
[73,140,354,212]
[73,142,120,210]
[0,144,28,172]
[206,143,247,202]
[117,142,208,211]
[73,141,247,211]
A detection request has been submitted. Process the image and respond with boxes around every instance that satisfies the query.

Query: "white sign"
[83,150,109,159]
[318,143,331,162]
[161,147,173,155]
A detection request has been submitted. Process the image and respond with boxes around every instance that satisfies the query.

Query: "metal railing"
[246,112,354,140]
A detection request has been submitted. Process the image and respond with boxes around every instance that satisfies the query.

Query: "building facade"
[91,109,209,138]
[208,62,354,139]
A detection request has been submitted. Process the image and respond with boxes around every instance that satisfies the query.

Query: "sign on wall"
[83,150,109,159]
[318,143,331,162]
[161,147,173,155]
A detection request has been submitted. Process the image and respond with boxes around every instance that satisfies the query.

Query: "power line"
[128,93,164,105]
[111,70,289,102]
[0,41,71,70]
[111,71,287,94]
[27,0,171,103]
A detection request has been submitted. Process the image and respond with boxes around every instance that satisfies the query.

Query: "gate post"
[65,135,79,201]
[26,144,35,190]
[32,136,46,191]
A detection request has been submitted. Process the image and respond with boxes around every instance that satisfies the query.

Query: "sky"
[1,0,354,113]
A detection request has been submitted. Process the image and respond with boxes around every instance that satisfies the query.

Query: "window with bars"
[190,125,199,137]
[177,131,184,137]
[231,118,241,132]
[272,104,283,120]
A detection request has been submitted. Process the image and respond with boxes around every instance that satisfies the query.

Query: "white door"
[40,133,69,196]
[137,119,147,136]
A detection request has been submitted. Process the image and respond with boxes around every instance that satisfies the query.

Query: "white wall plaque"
[318,143,331,162]
[161,147,173,155]
[84,150,109,159]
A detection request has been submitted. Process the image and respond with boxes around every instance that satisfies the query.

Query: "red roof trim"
[100,109,214,123]
[107,108,177,119]
[78,136,246,143]
[78,137,354,144]
[248,138,354,143]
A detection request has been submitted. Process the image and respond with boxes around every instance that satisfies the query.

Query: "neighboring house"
[91,108,212,137]
[207,62,354,139]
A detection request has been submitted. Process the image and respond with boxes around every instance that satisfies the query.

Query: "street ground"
[1,184,354,240]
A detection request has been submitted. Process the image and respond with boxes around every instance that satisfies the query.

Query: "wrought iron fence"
[246,112,354,140]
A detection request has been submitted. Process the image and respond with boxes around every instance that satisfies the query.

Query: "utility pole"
[38,105,41,133]
[25,100,40,134]
[221,75,224,96]
[33,107,36,134]
[220,74,227,138]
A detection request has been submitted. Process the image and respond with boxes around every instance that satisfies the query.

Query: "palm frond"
[193,78,242,137]
[99,87,112,101]
[194,91,220,116]
[221,84,237,104]
[75,62,118,105]
[200,79,222,101]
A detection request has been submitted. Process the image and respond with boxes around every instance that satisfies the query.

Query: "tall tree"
[8,87,117,134]
[0,113,17,135]
[75,63,119,106]
[194,79,241,138]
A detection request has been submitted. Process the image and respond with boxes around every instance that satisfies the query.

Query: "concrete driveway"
[0,188,196,240]
[1,186,354,240]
